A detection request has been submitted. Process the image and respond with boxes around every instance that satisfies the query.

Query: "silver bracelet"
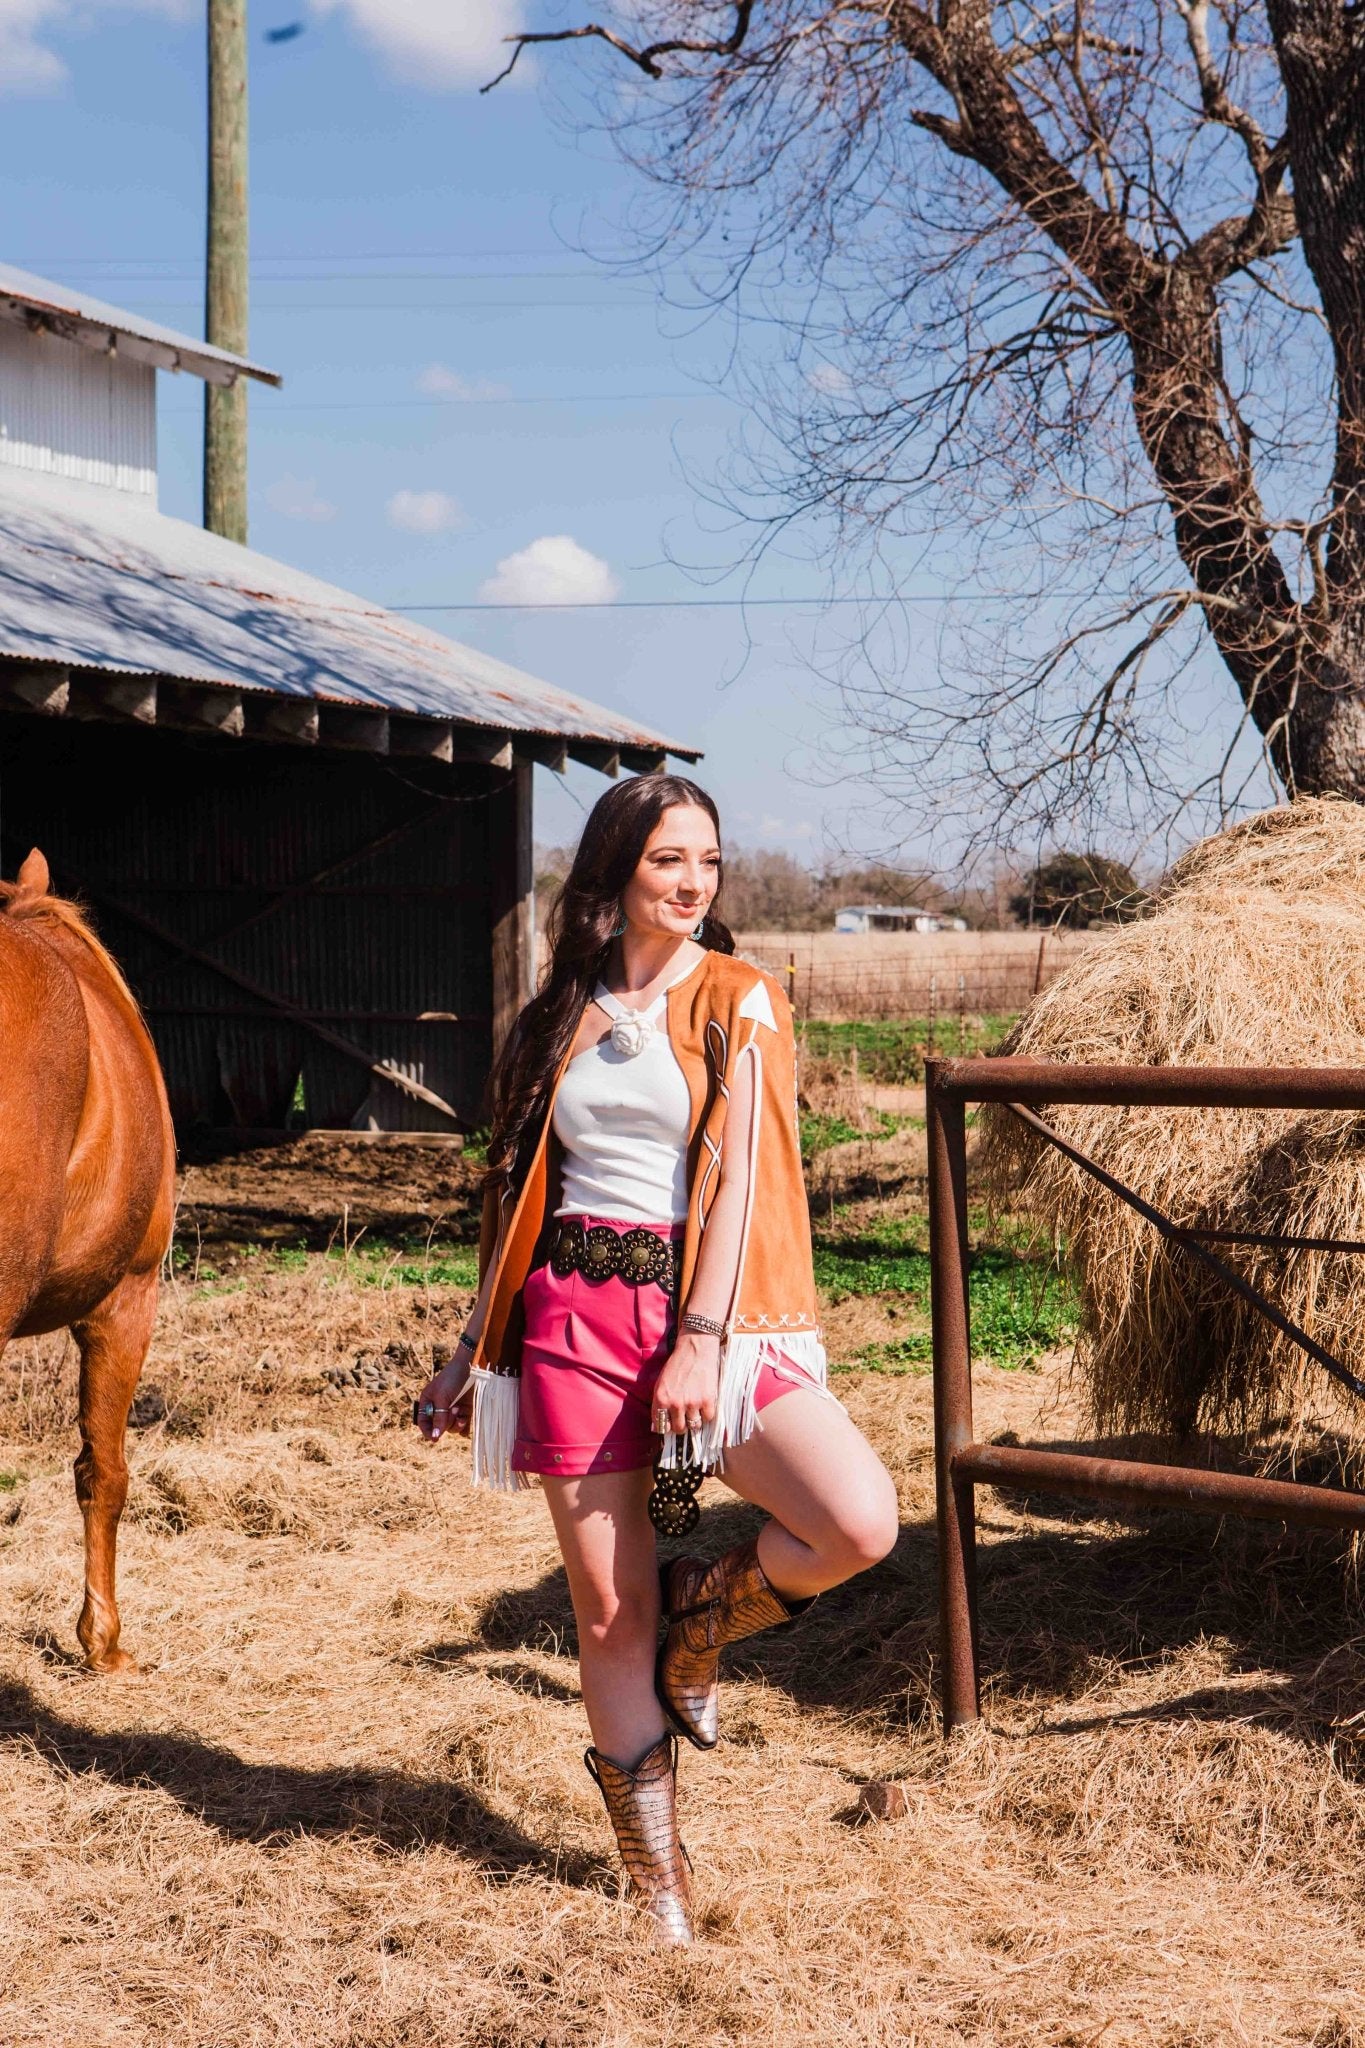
[680,1310,726,1339]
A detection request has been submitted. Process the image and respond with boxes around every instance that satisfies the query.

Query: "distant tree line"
[536,843,1147,933]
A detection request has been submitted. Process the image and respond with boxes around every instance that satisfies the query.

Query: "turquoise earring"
[692,917,706,940]
[610,909,627,939]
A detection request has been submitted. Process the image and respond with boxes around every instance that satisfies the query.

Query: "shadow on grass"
[0,1677,601,1884]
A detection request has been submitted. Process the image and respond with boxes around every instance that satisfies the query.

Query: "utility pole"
[204,0,249,542]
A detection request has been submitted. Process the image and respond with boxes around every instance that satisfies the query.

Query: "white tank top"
[553,975,694,1225]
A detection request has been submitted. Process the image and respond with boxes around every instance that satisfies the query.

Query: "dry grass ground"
[4,1137,1365,2044]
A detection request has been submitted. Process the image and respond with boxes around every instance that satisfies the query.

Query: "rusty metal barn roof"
[0,469,698,769]
[0,262,281,388]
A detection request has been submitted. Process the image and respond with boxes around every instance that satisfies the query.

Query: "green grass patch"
[837,1335,935,1377]
[799,1015,1017,1083]
[799,1108,901,1162]
[271,1240,480,1289]
[0,1472,20,1492]
[816,1209,1077,1371]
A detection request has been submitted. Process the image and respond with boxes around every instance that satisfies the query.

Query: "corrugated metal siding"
[0,714,497,1131]
[0,321,156,498]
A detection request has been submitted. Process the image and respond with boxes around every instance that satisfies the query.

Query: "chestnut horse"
[1,849,174,1670]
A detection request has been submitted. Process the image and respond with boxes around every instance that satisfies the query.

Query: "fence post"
[787,950,797,1017]
[1033,932,1048,995]
[927,971,938,1061]
[927,1060,980,1732]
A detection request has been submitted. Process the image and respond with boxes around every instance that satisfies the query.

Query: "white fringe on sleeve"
[470,1367,533,1492]
[659,1330,836,1474]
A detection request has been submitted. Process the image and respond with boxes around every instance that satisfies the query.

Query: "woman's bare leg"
[541,1466,667,1763]
[717,1387,899,1598]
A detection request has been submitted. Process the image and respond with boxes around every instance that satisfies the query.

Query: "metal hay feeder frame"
[926,1056,1365,1734]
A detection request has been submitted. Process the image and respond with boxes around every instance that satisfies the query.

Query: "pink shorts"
[511,1215,800,1478]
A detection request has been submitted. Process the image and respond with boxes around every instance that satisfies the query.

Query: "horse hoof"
[83,1645,138,1675]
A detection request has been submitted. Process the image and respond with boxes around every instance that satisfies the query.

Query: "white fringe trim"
[659,1331,835,1475]
[470,1367,533,1492]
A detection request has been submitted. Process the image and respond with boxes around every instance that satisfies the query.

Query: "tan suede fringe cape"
[468,951,830,1490]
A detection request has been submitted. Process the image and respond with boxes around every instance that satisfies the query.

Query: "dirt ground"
[5,1141,1365,2046]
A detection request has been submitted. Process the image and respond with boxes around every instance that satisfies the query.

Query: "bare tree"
[488,1,1365,849]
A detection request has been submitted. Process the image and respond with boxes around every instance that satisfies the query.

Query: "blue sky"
[0,0,893,858]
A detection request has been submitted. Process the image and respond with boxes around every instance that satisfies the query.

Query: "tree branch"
[481,2,757,91]
[1173,0,1273,175]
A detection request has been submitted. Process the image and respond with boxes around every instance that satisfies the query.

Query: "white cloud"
[806,361,855,398]
[387,488,463,535]
[417,363,513,402]
[478,535,620,607]
[309,0,527,90]
[759,815,815,841]
[0,0,190,98]
[265,473,337,524]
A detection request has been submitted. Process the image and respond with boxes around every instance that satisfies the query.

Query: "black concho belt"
[548,1219,678,1293]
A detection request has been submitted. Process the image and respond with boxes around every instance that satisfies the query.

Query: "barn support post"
[491,755,534,1056]
[204,0,249,541]
[927,1061,980,1731]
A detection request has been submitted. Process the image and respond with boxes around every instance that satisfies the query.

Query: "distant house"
[0,263,697,1133]
[834,903,967,935]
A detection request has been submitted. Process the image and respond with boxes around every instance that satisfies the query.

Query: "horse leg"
[72,1267,158,1673]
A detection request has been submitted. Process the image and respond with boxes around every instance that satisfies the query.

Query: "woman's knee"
[822,1474,900,1575]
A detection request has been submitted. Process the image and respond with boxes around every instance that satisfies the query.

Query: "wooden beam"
[390,715,454,762]
[620,746,668,774]
[0,662,69,715]
[318,704,389,753]
[453,728,514,770]
[490,755,534,1057]
[242,694,319,744]
[523,734,568,773]
[160,682,245,736]
[569,741,620,778]
[69,676,157,724]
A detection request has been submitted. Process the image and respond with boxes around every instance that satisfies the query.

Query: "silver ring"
[421,1401,435,1417]
[685,1413,702,1430]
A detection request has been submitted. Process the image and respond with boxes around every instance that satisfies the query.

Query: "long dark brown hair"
[487,773,734,1191]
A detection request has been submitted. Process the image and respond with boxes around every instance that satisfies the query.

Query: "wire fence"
[737,932,1091,1024]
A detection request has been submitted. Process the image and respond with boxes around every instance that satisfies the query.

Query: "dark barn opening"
[0,708,533,1134]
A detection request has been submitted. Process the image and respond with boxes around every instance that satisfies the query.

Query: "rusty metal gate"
[926,1056,1365,1734]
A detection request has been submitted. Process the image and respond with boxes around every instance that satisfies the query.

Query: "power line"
[162,390,727,414]
[51,267,658,285]
[126,298,656,312]
[391,593,1045,613]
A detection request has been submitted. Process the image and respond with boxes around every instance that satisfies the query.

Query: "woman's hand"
[651,1333,721,1438]
[413,1345,474,1443]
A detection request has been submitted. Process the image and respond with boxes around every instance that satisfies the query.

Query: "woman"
[414,774,898,1945]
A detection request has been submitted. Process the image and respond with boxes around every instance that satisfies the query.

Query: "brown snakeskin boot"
[656,1536,812,1751]
[584,1732,693,1946]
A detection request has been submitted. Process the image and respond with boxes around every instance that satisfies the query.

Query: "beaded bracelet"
[680,1310,726,1339]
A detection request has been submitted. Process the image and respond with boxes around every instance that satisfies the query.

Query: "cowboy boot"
[656,1536,812,1751]
[584,1731,693,1946]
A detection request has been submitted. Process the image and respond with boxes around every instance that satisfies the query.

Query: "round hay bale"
[984,797,1365,1454]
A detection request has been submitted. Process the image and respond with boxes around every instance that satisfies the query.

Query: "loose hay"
[985,797,1365,1457]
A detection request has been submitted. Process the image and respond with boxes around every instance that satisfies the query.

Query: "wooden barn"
[0,264,696,1134]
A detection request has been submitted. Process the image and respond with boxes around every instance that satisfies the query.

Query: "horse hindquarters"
[72,1267,159,1672]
